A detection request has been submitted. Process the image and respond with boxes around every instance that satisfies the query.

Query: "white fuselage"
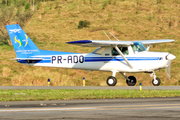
[24,47,170,73]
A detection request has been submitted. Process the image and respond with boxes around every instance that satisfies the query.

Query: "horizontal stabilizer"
[10,58,43,60]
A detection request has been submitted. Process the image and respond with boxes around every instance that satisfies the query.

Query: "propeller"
[165,60,171,80]
[165,53,176,80]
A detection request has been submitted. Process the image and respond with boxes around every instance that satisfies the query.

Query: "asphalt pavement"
[0,97,180,119]
[0,86,180,119]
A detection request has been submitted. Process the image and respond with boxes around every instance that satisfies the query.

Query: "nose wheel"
[150,71,161,86]
[152,77,161,86]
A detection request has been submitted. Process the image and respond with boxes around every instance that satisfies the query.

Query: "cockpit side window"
[132,42,147,53]
[92,47,105,55]
[112,47,129,56]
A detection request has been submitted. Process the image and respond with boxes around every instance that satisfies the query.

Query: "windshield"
[132,42,147,53]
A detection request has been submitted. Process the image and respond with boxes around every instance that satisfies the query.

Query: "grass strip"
[0,89,180,101]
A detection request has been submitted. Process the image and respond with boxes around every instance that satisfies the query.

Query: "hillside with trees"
[0,0,179,86]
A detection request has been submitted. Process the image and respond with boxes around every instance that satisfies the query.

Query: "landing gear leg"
[151,71,161,86]
[120,73,137,86]
[106,71,117,86]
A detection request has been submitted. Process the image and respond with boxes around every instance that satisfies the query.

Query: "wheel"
[152,77,161,86]
[126,76,136,86]
[106,76,117,86]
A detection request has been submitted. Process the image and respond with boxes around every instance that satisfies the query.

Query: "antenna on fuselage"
[109,32,119,41]
[103,31,111,41]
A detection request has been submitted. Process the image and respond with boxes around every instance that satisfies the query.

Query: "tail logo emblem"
[9,29,21,33]
[14,34,28,48]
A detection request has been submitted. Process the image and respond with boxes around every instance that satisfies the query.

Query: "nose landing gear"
[151,71,161,86]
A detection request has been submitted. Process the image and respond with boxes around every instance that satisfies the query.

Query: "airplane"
[6,24,176,86]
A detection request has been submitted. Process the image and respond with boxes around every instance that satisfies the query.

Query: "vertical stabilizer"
[5,24,39,58]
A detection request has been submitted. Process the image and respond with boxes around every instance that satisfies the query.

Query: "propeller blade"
[165,60,171,80]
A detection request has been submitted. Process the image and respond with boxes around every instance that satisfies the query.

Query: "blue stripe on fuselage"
[18,57,161,64]
[84,57,160,62]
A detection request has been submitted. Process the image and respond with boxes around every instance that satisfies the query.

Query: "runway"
[0,86,180,90]
[0,97,180,119]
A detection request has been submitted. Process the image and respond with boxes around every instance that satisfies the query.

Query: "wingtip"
[66,40,92,44]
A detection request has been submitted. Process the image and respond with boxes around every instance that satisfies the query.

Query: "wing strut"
[146,44,151,51]
[109,32,119,41]
[114,46,133,69]
[103,31,111,41]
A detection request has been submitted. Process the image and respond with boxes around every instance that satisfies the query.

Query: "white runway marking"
[0,107,97,112]
[1,103,180,113]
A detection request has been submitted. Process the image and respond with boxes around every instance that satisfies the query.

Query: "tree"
[0,5,33,45]
[0,6,14,45]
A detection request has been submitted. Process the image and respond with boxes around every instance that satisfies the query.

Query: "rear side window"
[92,47,105,55]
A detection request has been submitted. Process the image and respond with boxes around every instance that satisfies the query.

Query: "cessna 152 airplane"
[6,24,176,86]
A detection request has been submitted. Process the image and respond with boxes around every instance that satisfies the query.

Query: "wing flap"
[135,39,175,45]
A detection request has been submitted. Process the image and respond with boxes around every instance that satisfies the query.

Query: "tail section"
[5,24,39,58]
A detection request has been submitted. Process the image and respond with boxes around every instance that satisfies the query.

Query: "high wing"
[66,39,174,47]
[66,40,133,47]
[67,39,174,70]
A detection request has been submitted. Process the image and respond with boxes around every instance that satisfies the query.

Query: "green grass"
[0,89,180,101]
[0,0,180,86]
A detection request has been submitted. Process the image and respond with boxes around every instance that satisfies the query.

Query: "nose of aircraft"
[166,54,176,60]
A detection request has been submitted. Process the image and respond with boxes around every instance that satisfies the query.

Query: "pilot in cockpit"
[121,47,128,55]
[112,47,128,56]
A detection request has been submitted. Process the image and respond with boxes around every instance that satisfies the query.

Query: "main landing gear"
[106,71,118,86]
[120,73,137,86]
[106,71,161,86]
[106,76,117,86]
[106,71,137,86]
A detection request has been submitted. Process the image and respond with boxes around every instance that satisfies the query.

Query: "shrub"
[25,2,30,11]
[102,0,111,9]
[156,0,162,4]
[78,20,90,29]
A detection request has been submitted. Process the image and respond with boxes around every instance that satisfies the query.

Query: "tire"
[126,76,137,86]
[152,77,161,86]
[106,76,117,86]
